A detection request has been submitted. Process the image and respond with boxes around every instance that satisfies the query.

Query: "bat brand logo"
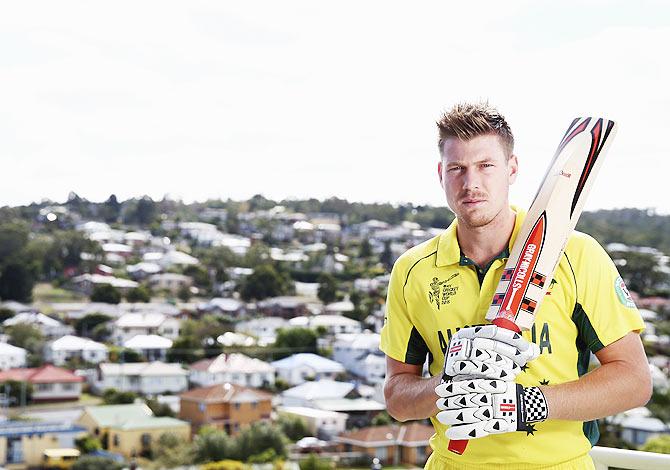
[500,403,515,412]
[559,170,572,178]
[511,244,537,291]
[428,273,459,310]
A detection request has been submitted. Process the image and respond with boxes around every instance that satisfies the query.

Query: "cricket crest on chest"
[427,273,460,310]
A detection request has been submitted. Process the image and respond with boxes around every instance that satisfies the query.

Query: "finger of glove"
[464,325,533,354]
[436,378,507,397]
[440,392,493,410]
[483,418,516,435]
[466,345,521,371]
[446,360,519,380]
[436,406,493,425]
[445,422,491,440]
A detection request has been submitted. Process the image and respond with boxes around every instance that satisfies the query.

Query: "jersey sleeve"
[380,256,429,365]
[570,234,645,353]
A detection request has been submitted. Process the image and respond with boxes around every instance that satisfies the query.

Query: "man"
[380,102,651,469]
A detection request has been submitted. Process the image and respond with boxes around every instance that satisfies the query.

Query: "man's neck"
[456,207,516,267]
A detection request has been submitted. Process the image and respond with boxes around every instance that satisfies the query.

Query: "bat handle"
[447,317,522,455]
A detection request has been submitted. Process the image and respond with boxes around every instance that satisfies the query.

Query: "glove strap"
[519,386,549,424]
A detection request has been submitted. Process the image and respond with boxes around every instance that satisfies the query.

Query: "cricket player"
[380,102,651,469]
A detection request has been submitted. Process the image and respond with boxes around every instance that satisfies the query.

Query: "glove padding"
[435,379,549,439]
[442,325,540,381]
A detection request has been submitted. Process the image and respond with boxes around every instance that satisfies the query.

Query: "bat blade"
[448,117,617,455]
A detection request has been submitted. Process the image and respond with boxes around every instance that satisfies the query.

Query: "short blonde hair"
[437,102,514,158]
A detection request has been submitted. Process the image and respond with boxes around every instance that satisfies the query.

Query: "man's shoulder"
[392,233,441,274]
[564,230,610,267]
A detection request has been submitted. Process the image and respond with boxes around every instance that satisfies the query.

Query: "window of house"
[113,435,120,447]
[251,402,257,409]
[234,403,241,410]
[61,383,75,391]
[141,433,151,447]
[36,383,53,392]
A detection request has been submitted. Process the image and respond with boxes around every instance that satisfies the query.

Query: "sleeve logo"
[614,276,635,308]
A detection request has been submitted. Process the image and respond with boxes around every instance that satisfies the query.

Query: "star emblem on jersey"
[525,423,537,436]
[428,273,459,310]
[521,364,529,372]
[539,379,550,385]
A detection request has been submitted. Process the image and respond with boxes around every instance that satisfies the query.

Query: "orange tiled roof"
[0,364,83,384]
[179,382,273,403]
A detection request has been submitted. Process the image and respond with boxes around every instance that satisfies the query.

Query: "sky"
[2,1,669,212]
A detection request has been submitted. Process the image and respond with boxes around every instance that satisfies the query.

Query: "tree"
[75,313,112,338]
[273,328,317,359]
[358,238,372,258]
[277,414,309,442]
[380,240,394,271]
[299,454,332,470]
[7,324,44,354]
[75,435,102,454]
[72,456,123,470]
[370,410,394,426]
[233,422,287,461]
[167,335,201,364]
[102,194,121,223]
[640,435,670,454]
[317,273,338,304]
[0,222,29,264]
[240,264,292,301]
[146,397,176,417]
[152,432,193,467]
[0,262,35,302]
[126,286,151,303]
[136,196,158,226]
[102,388,138,405]
[184,264,212,291]
[615,251,668,296]
[0,380,33,406]
[90,284,121,304]
[194,427,236,463]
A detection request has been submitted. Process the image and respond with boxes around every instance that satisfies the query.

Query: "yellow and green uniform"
[380,206,644,469]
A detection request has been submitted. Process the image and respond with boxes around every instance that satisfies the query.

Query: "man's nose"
[462,168,481,191]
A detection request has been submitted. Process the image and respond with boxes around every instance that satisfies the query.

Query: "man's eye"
[448,167,462,172]
[481,163,494,168]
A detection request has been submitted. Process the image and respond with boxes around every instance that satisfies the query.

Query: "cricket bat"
[448,117,618,455]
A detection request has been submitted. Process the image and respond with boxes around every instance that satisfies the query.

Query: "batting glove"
[442,325,540,381]
[435,379,549,439]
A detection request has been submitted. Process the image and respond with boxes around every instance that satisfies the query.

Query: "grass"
[33,282,86,303]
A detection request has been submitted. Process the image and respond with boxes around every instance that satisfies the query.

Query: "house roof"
[123,334,173,349]
[180,382,273,404]
[0,420,86,437]
[99,362,188,377]
[112,416,190,431]
[288,315,360,329]
[0,365,83,384]
[82,404,153,427]
[312,398,386,412]
[0,342,27,355]
[4,312,63,328]
[278,406,346,420]
[271,353,345,373]
[333,332,380,350]
[49,335,108,352]
[115,313,166,328]
[283,380,353,401]
[190,353,274,374]
[336,423,434,447]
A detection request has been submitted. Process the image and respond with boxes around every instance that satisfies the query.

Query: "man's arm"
[383,356,440,422]
[540,331,652,421]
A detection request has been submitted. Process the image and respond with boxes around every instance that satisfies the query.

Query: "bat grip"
[447,317,522,455]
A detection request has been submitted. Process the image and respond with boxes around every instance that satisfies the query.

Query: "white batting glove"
[442,325,540,382]
[435,379,549,439]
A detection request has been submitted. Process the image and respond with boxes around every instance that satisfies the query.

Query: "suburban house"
[179,383,273,435]
[126,261,162,280]
[111,313,180,343]
[155,250,199,269]
[198,298,246,318]
[335,423,434,466]
[44,335,109,366]
[281,380,385,428]
[256,296,312,319]
[3,312,73,338]
[70,273,138,295]
[332,332,385,384]
[123,334,173,361]
[0,365,83,402]
[148,273,193,294]
[277,406,347,439]
[288,315,362,335]
[271,353,345,385]
[606,407,670,446]
[0,343,27,370]
[94,362,188,395]
[77,403,190,459]
[0,421,86,468]
[190,353,275,388]
[235,317,288,346]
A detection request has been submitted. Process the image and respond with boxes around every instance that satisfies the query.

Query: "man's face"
[438,134,518,229]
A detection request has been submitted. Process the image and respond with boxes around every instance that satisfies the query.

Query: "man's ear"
[438,161,443,184]
[508,155,519,184]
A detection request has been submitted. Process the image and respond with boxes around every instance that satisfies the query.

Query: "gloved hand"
[442,325,539,381]
[435,378,549,439]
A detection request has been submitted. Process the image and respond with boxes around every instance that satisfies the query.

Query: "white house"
[95,362,188,395]
[235,317,288,346]
[44,335,109,366]
[148,273,193,294]
[198,298,246,317]
[277,406,347,439]
[70,274,138,295]
[190,353,275,388]
[288,315,362,335]
[280,379,355,407]
[607,407,670,446]
[332,332,384,384]
[123,334,173,361]
[271,353,345,386]
[112,313,180,344]
[157,250,199,269]
[3,312,73,338]
[0,343,27,370]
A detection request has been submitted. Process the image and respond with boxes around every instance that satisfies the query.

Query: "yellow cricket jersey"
[380,206,645,468]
